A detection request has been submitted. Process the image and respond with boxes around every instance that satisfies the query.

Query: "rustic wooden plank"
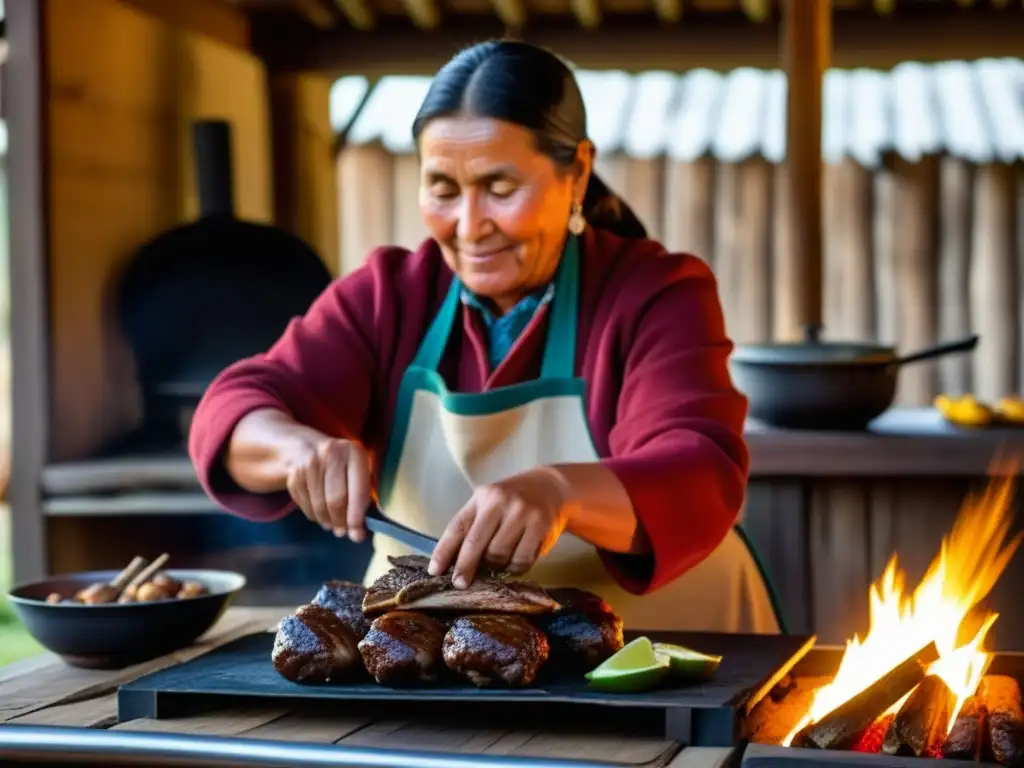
[338,145,393,275]
[112,708,288,736]
[343,720,507,754]
[664,747,735,768]
[734,158,773,344]
[891,156,940,405]
[661,158,715,267]
[0,608,280,723]
[970,162,1019,402]
[937,158,973,396]
[823,159,874,340]
[741,482,811,635]
[622,158,664,242]
[240,711,371,742]
[873,169,897,345]
[5,693,118,729]
[392,153,427,250]
[808,482,870,645]
[340,720,678,765]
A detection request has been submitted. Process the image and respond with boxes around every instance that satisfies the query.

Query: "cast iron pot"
[729,334,979,430]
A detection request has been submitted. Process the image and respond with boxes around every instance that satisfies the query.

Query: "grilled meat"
[536,587,624,672]
[358,610,447,685]
[442,614,550,687]
[363,555,560,616]
[313,580,372,639]
[272,603,361,683]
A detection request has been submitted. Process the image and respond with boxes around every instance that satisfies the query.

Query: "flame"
[783,466,1022,746]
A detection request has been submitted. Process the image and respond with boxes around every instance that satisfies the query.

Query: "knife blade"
[363,504,438,557]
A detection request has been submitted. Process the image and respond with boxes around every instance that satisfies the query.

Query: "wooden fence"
[337,146,1024,406]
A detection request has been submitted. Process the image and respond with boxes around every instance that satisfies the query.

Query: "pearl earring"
[567,202,586,236]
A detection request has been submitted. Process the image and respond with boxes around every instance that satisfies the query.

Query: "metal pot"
[729,334,979,430]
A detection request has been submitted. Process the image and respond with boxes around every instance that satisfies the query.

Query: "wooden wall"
[336,147,1024,407]
[41,0,338,464]
[743,476,1024,652]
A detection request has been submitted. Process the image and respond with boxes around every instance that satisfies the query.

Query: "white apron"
[367,236,784,634]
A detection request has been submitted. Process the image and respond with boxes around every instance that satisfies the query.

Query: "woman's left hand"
[428,467,572,588]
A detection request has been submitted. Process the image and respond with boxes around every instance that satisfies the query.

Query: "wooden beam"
[334,0,375,29]
[253,7,1024,75]
[774,0,830,341]
[291,0,338,28]
[569,0,602,28]
[402,0,442,29]
[7,0,50,582]
[117,0,252,51]
[490,0,527,29]
[650,0,682,23]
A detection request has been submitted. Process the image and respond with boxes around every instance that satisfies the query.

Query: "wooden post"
[891,156,939,405]
[970,163,1018,402]
[337,146,394,275]
[823,159,874,340]
[773,0,830,342]
[268,73,340,274]
[661,157,715,266]
[6,0,49,582]
[937,158,974,396]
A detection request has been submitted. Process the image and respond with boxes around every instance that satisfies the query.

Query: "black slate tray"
[118,630,815,745]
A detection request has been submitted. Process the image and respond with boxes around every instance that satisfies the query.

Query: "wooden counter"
[746,407,1024,477]
[0,608,731,768]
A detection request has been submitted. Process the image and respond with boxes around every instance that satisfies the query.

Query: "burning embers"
[748,468,1024,764]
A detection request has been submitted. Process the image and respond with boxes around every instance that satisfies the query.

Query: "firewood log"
[881,674,955,757]
[982,675,1024,766]
[795,642,939,751]
[941,691,986,761]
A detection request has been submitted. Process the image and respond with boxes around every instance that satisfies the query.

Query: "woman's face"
[418,116,592,314]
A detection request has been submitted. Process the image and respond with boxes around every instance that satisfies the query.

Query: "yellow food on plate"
[995,396,1024,425]
[934,394,994,428]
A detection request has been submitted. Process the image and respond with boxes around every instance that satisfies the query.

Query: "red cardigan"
[188,227,750,595]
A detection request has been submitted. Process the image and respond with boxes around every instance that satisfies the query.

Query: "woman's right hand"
[286,436,373,542]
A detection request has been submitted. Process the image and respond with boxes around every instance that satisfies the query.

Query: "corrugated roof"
[329,57,1024,166]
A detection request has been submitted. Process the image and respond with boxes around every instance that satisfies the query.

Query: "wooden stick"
[796,641,939,750]
[111,556,148,589]
[881,674,955,757]
[942,691,986,761]
[982,674,1024,766]
[124,553,170,591]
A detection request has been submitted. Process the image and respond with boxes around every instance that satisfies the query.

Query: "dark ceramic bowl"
[6,569,246,669]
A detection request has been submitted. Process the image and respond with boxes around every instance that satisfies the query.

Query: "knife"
[363,504,438,557]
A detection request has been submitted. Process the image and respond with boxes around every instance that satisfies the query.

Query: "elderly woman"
[189,40,782,634]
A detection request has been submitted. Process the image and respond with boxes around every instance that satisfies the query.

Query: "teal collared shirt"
[461,283,555,371]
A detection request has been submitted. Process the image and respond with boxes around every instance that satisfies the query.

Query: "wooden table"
[0,608,737,768]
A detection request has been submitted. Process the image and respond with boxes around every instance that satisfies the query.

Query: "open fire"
[748,463,1024,763]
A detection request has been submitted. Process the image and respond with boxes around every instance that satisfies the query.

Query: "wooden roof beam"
[651,0,682,24]
[335,0,376,29]
[292,0,340,27]
[491,0,528,30]
[119,0,251,52]
[253,7,1024,75]
[403,0,443,29]
[570,0,602,28]
[775,0,831,341]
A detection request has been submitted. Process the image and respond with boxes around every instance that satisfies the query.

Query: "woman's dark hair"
[411,40,647,240]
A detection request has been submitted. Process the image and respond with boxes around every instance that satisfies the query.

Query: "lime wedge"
[584,636,670,693]
[652,642,722,680]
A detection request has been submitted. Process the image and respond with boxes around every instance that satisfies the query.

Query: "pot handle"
[891,335,980,367]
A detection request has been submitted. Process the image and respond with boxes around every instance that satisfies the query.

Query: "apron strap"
[411,276,463,372]
[411,236,583,380]
[538,235,581,381]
